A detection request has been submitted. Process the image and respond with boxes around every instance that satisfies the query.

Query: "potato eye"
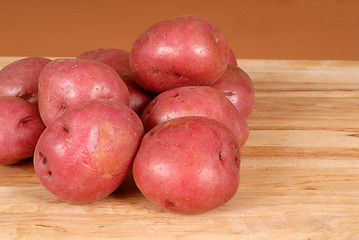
[60,122,70,133]
[18,116,33,126]
[59,103,66,112]
[38,152,48,164]
[164,199,175,209]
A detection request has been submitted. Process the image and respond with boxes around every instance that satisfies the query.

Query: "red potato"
[141,86,249,147]
[133,116,240,214]
[129,15,230,93]
[123,78,155,115]
[34,99,144,204]
[77,48,132,76]
[0,57,51,105]
[0,97,45,165]
[77,48,154,114]
[38,58,129,126]
[211,64,255,118]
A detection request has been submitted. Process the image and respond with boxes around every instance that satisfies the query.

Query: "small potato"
[211,64,255,118]
[129,15,230,93]
[0,97,45,165]
[141,86,249,146]
[77,48,154,115]
[0,57,51,105]
[34,99,144,204]
[38,58,130,126]
[133,116,240,214]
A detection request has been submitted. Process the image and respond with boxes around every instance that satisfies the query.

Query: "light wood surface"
[0,57,359,239]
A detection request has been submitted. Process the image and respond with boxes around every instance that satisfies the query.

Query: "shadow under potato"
[111,170,142,198]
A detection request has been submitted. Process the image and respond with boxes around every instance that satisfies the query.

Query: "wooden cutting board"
[0,57,358,239]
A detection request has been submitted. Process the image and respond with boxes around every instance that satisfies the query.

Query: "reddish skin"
[141,86,249,147]
[0,57,51,105]
[228,48,238,66]
[38,58,129,126]
[0,97,45,165]
[129,15,230,93]
[77,48,131,75]
[133,116,240,214]
[122,76,155,115]
[211,64,255,118]
[77,48,154,115]
[34,99,144,204]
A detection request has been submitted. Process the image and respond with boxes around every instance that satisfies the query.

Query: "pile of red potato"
[0,15,254,214]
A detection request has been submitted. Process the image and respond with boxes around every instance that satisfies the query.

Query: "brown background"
[0,0,358,60]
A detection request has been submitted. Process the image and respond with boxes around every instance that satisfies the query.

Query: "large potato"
[129,15,230,93]
[38,58,129,126]
[34,99,144,204]
[211,64,255,118]
[0,57,51,105]
[0,97,45,165]
[133,116,240,214]
[141,86,249,146]
[77,48,154,115]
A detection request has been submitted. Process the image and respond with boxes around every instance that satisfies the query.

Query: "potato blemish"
[18,116,34,126]
[164,199,175,209]
[91,122,129,179]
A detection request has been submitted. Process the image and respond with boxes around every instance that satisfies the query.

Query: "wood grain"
[1,57,359,239]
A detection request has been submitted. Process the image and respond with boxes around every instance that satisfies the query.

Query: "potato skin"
[141,86,249,146]
[211,64,255,118]
[133,116,240,214]
[0,97,45,165]
[0,57,51,105]
[33,99,144,204]
[38,58,130,126]
[129,15,230,93]
[77,48,154,115]
[77,48,131,75]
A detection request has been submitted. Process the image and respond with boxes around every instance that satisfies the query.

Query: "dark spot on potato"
[18,116,33,126]
[38,152,53,178]
[170,90,180,98]
[60,122,70,133]
[146,99,157,115]
[233,146,240,169]
[218,150,223,166]
[218,150,223,160]
[149,131,155,137]
[164,199,175,209]
[59,103,66,112]
[18,116,32,126]
[173,72,182,79]
[38,152,47,164]
[17,90,36,101]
